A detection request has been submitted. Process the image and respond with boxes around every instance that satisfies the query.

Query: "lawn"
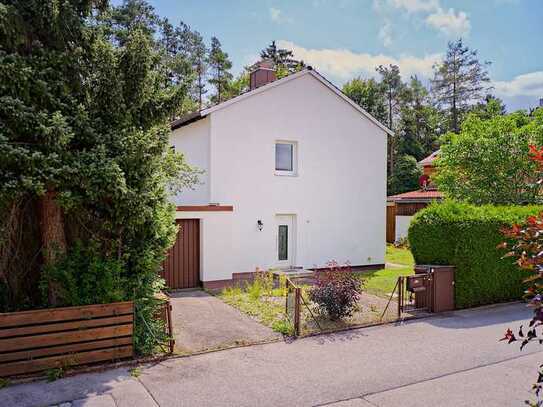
[358,245,414,298]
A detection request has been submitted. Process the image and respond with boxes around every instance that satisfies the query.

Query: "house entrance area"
[276,214,296,268]
[162,219,201,289]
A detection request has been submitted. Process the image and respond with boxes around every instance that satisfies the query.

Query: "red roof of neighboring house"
[387,189,443,203]
[419,150,440,166]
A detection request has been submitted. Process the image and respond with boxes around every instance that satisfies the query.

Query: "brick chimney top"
[249,59,276,90]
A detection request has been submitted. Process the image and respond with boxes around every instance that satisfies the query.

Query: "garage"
[162,219,201,289]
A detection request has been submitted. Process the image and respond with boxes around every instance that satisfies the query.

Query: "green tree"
[387,155,422,195]
[260,40,304,75]
[397,76,442,160]
[376,64,407,177]
[431,39,491,133]
[470,94,507,120]
[0,0,198,353]
[342,77,387,124]
[435,109,543,205]
[208,36,233,104]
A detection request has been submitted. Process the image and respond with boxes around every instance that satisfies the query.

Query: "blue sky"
[147,0,542,111]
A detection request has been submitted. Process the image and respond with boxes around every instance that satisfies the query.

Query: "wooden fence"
[386,204,396,243]
[0,301,134,377]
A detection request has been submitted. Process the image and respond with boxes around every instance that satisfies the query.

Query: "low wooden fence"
[0,301,134,377]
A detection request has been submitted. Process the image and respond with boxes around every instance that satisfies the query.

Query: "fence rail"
[0,301,134,377]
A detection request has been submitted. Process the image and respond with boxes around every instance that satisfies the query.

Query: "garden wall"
[409,201,541,309]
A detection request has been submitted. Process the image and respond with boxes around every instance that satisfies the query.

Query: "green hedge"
[408,201,541,309]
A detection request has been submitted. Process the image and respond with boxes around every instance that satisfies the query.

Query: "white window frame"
[275,141,298,176]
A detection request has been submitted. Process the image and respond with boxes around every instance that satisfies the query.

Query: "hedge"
[408,201,542,309]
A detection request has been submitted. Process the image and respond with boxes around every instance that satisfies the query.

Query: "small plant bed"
[218,272,294,335]
[299,290,399,335]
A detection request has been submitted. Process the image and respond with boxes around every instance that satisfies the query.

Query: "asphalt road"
[2,302,540,407]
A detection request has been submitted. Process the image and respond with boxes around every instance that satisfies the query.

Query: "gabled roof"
[171,67,394,136]
[387,189,443,203]
[419,150,440,166]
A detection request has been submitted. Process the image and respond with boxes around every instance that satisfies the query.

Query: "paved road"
[2,303,540,407]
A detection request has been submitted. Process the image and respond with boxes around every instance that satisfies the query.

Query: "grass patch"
[386,244,414,266]
[360,267,413,297]
[357,245,414,297]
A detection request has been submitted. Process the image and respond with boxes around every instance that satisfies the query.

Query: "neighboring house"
[386,150,443,242]
[165,61,391,289]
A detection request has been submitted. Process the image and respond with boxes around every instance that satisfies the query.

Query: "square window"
[275,142,297,175]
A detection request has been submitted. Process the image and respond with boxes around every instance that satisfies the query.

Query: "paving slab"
[71,394,116,407]
[168,289,280,353]
[365,352,537,407]
[1,368,156,407]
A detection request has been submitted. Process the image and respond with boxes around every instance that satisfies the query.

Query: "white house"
[165,62,390,290]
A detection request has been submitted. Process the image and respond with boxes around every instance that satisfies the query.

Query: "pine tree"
[376,64,407,177]
[431,39,491,133]
[208,37,233,104]
[260,40,304,74]
[190,31,208,110]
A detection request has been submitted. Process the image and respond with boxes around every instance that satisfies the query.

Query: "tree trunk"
[38,189,67,305]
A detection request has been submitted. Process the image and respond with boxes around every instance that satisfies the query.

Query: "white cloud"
[494,71,543,97]
[269,7,292,24]
[390,0,439,13]
[380,0,470,37]
[379,20,393,47]
[277,40,441,81]
[426,8,470,37]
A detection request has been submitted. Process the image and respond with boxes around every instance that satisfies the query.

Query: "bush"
[40,242,127,307]
[309,262,362,320]
[408,200,542,308]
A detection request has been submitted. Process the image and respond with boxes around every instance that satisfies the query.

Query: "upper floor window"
[275,141,297,176]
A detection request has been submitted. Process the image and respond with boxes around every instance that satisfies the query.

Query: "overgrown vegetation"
[219,271,291,335]
[309,262,362,321]
[0,1,198,355]
[409,201,540,308]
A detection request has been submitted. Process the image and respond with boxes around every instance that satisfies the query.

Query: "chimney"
[249,59,276,90]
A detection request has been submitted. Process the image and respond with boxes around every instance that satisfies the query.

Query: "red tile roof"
[387,189,444,202]
[419,150,440,166]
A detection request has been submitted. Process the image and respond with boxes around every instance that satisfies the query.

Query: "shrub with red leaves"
[309,261,362,321]
[500,144,543,406]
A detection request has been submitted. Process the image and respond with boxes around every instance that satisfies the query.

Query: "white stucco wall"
[170,117,210,205]
[171,72,387,282]
[395,215,412,242]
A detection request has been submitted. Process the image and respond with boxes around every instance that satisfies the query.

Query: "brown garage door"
[162,219,200,289]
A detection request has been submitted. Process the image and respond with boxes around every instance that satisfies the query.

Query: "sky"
[146,0,542,111]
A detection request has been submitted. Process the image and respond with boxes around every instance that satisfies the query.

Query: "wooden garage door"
[162,219,200,289]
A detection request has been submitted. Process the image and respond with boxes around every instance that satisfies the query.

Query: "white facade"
[170,70,388,283]
[395,215,412,241]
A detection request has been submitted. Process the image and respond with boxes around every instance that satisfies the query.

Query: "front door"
[276,215,295,268]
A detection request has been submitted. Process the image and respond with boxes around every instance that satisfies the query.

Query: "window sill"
[275,171,298,177]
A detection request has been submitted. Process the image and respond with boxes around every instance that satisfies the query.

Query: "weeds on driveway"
[218,271,294,336]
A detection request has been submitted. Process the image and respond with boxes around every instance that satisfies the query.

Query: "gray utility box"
[413,265,455,312]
